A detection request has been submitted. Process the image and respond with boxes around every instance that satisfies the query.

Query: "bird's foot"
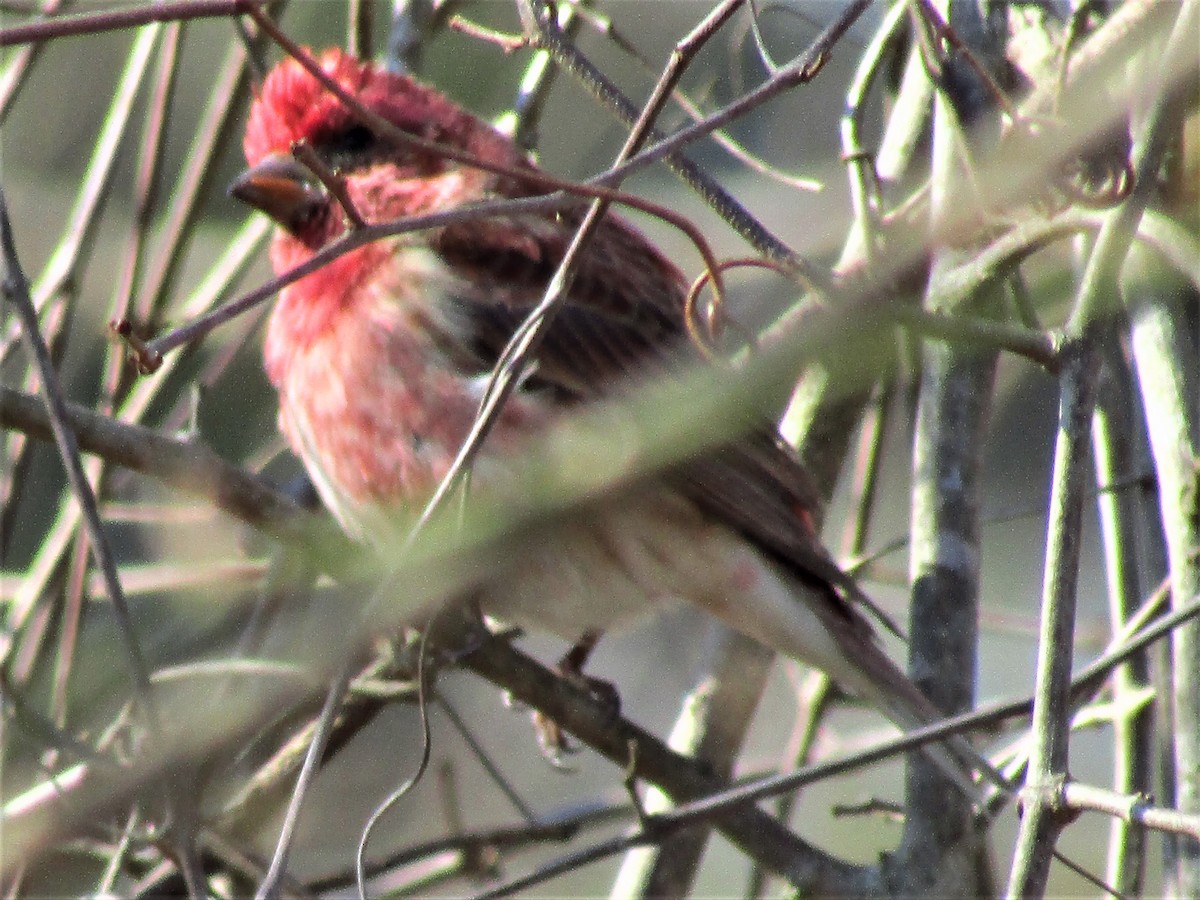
[557,630,621,721]
[530,631,622,767]
[533,711,580,769]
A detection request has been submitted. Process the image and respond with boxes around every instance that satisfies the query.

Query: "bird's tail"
[835,628,1008,808]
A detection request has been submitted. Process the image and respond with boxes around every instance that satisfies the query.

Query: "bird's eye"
[332,124,376,155]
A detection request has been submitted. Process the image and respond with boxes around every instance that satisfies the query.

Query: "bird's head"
[231,48,524,248]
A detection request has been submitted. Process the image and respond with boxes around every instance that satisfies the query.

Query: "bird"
[231,47,982,792]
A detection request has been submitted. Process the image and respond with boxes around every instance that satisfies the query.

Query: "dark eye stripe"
[334,124,375,154]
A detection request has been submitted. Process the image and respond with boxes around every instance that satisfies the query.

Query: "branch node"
[109,318,162,374]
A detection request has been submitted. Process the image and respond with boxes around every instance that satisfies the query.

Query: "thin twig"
[347,0,371,60]
[516,0,810,269]
[409,0,746,534]
[356,629,435,899]
[1006,327,1102,897]
[576,0,870,252]
[254,659,355,900]
[1063,781,1200,840]
[137,194,568,364]
[1007,7,1196,889]
[0,385,330,545]
[436,693,537,825]
[495,0,580,150]
[910,0,1020,121]
[1092,332,1154,895]
[0,191,159,732]
[0,0,265,46]
[840,0,910,263]
[136,36,264,326]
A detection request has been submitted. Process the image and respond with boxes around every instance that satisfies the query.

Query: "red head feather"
[243,48,522,170]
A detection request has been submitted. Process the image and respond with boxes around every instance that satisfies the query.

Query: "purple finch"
[232,48,978,789]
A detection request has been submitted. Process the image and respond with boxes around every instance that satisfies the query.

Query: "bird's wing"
[430,207,683,393]
[430,208,890,635]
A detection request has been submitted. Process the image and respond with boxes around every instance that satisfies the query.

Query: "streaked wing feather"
[432,209,680,391]
[432,209,880,629]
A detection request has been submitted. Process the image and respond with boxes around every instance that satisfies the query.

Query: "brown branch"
[1,192,159,731]
[0,0,264,47]
[0,384,334,550]
[1062,781,1200,841]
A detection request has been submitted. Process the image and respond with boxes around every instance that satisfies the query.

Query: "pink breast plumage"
[264,240,543,538]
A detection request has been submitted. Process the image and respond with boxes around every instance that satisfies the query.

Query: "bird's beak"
[228,152,326,233]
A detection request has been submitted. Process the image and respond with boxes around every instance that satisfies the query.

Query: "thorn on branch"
[799,49,828,83]
[109,318,162,374]
[831,797,905,823]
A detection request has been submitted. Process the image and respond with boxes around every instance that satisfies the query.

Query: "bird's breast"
[483,485,856,687]
[480,487,733,639]
[264,243,545,537]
